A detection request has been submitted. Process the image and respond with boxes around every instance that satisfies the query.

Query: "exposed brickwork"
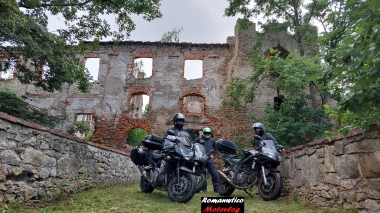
[1,21,302,152]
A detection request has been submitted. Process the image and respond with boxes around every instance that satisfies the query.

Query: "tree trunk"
[309,81,318,108]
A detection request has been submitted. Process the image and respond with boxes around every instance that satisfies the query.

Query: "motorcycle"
[192,139,209,193]
[130,130,197,203]
[215,135,283,201]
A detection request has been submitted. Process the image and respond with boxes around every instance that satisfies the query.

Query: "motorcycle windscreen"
[163,138,175,149]
[261,140,281,161]
[262,140,278,152]
[193,143,207,161]
[177,131,192,147]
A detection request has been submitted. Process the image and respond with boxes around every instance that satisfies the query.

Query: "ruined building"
[1,21,300,151]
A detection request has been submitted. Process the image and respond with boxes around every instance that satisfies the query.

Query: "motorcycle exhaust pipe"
[217,170,256,190]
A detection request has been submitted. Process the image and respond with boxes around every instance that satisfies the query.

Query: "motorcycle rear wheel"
[258,171,283,201]
[195,172,206,193]
[168,172,196,203]
[140,177,154,193]
[217,173,235,196]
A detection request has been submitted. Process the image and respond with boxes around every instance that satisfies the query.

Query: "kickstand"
[243,189,253,198]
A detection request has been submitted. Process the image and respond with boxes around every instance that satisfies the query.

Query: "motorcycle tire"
[140,177,154,193]
[217,173,235,196]
[168,172,196,203]
[258,171,283,201]
[195,172,206,193]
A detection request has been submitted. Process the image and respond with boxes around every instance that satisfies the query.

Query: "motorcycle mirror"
[167,130,176,136]
[254,135,262,140]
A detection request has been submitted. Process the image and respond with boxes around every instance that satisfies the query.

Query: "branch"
[18,0,92,9]
[271,1,296,24]
[305,0,319,24]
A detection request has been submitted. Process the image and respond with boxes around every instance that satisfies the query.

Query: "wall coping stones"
[0,112,128,156]
[285,124,379,153]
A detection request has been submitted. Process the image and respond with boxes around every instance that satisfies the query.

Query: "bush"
[126,128,147,146]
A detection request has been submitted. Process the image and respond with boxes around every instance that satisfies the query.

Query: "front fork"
[261,165,268,185]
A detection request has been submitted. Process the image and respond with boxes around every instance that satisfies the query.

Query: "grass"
[0,179,355,213]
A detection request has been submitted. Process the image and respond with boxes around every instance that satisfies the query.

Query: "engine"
[235,170,256,186]
[152,160,166,187]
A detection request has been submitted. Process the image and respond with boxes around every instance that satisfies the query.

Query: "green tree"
[256,51,333,145]
[0,0,162,92]
[160,27,183,43]
[133,60,146,78]
[318,0,380,133]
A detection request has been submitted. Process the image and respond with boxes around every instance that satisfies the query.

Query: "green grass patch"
[0,179,354,213]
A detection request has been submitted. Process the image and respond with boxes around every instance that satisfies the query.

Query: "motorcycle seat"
[230,158,241,164]
[151,150,162,160]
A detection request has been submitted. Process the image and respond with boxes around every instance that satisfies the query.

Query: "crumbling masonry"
[1,21,300,152]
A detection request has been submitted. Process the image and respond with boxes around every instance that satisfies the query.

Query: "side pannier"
[215,139,237,154]
[130,146,147,166]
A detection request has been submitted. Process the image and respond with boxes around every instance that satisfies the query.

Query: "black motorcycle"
[130,130,197,203]
[192,139,208,193]
[216,135,283,201]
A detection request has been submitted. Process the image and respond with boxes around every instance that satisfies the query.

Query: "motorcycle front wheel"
[217,173,235,196]
[168,172,196,203]
[258,171,283,201]
[195,172,206,193]
[140,177,154,193]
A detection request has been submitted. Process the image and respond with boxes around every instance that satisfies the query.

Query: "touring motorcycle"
[192,138,209,193]
[216,135,283,201]
[130,130,197,203]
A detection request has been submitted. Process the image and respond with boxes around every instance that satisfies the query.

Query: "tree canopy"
[318,0,380,133]
[223,0,380,136]
[0,0,162,92]
[160,27,183,43]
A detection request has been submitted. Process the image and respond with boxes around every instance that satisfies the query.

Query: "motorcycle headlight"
[181,148,194,161]
[262,149,277,161]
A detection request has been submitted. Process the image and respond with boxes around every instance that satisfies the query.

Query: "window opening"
[134,58,152,78]
[184,60,202,80]
[41,63,50,80]
[126,128,147,146]
[1,58,16,80]
[68,114,95,140]
[85,58,100,82]
[187,129,202,141]
[130,93,150,119]
[142,95,150,115]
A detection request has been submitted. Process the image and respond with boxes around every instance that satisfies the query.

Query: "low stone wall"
[0,112,140,204]
[280,124,380,213]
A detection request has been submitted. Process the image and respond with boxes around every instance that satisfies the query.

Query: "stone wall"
[279,124,380,213]
[0,113,140,204]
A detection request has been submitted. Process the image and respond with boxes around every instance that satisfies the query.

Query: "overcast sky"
[127,0,241,43]
[47,1,242,44]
